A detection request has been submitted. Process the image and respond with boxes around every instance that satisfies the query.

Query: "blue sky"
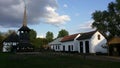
[0,0,115,38]
[33,0,115,38]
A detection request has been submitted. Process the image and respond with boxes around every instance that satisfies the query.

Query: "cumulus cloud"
[0,0,70,27]
[45,6,70,26]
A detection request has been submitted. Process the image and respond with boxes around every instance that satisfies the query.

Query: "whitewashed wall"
[90,31,107,53]
[49,31,107,54]
[50,44,61,51]
[78,39,90,53]
[2,42,18,52]
[62,41,74,51]
[78,31,107,53]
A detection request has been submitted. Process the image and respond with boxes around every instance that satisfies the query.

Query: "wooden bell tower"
[18,2,31,43]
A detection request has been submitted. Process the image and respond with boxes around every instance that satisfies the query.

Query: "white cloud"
[0,0,70,27]
[45,6,70,26]
[37,35,45,38]
[77,20,95,32]
[63,4,68,8]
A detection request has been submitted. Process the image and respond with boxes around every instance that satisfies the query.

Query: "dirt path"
[80,55,120,62]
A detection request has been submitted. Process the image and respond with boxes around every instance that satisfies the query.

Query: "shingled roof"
[18,26,31,31]
[77,31,96,40]
[61,33,79,42]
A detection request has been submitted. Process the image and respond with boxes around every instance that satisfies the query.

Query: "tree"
[46,31,53,42]
[0,32,5,51]
[29,29,37,41]
[4,30,16,37]
[32,38,47,48]
[92,0,120,39]
[57,29,69,38]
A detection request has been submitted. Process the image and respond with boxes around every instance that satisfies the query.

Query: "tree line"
[30,29,69,49]
[0,29,69,49]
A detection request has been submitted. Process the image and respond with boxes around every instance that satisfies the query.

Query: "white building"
[77,31,107,53]
[49,38,63,51]
[60,33,80,52]
[49,31,108,54]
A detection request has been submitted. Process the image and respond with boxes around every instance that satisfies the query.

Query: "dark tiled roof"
[18,26,31,31]
[61,31,97,42]
[4,32,19,42]
[77,31,96,40]
[61,33,79,42]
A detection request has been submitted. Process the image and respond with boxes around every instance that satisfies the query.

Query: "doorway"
[68,45,71,52]
[85,41,89,53]
[63,46,65,52]
[80,42,83,53]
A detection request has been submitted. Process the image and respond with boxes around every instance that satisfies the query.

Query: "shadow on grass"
[0,52,120,68]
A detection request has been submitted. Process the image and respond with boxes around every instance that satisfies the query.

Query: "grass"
[0,53,120,68]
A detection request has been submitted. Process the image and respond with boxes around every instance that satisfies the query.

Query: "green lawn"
[0,53,120,68]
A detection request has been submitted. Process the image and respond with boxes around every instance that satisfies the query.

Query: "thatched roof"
[108,37,120,45]
[3,32,19,42]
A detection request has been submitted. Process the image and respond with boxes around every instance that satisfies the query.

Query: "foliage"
[0,30,15,51]
[4,30,16,37]
[32,38,48,48]
[57,29,69,38]
[29,29,37,41]
[92,0,120,39]
[0,32,4,51]
[46,31,53,43]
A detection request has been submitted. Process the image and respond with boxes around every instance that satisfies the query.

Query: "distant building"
[2,32,19,52]
[2,4,34,52]
[49,31,108,54]
[49,38,63,51]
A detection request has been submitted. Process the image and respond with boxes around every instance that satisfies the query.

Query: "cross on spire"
[23,0,27,26]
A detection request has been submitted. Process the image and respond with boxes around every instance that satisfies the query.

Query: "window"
[56,45,57,49]
[98,34,100,40]
[58,45,60,50]
[21,31,24,33]
[53,45,54,50]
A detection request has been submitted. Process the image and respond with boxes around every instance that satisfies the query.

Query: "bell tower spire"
[18,0,30,43]
[23,0,27,26]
